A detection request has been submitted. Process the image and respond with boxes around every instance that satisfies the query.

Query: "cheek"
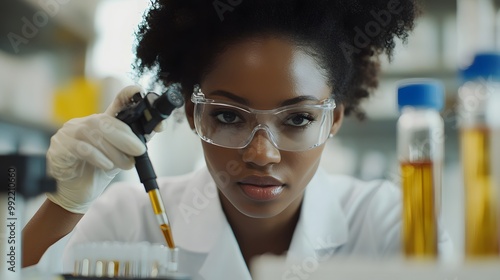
[284,147,325,171]
[281,147,325,187]
[203,144,229,169]
[202,143,244,180]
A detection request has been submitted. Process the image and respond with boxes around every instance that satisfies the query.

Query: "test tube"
[397,80,444,258]
[70,242,191,279]
[458,53,500,257]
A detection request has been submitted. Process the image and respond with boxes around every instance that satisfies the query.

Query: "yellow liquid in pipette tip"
[161,223,176,248]
[148,189,176,249]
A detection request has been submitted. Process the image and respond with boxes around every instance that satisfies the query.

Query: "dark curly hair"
[134,0,420,119]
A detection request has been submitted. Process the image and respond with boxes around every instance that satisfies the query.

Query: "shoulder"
[156,167,210,200]
[329,172,401,234]
[313,169,403,255]
[320,170,402,216]
[101,167,210,210]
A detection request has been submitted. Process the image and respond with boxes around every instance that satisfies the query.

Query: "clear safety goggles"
[191,86,336,151]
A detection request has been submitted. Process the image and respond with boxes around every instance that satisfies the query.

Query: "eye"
[214,111,243,124]
[284,113,315,127]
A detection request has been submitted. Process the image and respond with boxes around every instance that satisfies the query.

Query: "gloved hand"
[46,85,164,214]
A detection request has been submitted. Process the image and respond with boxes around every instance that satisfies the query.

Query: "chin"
[232,198,289,219]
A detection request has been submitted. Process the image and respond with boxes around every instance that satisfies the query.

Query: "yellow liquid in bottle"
[401,161,437,258]
[461,128,499,257]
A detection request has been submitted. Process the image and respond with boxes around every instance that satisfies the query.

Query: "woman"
[23,0,451,278]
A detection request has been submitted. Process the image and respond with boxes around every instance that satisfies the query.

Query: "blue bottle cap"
[397,79,444,111]
[460,52,500,82]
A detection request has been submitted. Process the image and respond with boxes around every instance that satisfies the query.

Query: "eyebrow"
[210,90,249,105]
[280,96,320,106]
[208,90,320,107]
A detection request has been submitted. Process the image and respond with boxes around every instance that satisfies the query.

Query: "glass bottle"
[458,52,500,257]
[397,79,445,258]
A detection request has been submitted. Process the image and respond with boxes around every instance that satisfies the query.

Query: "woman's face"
[186,36,344,218]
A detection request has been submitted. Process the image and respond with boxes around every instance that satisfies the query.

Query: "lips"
[237,175,285,201]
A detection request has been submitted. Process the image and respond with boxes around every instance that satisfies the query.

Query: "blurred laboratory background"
[1,0,500,270]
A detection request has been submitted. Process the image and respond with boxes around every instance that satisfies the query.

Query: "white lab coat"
[62,166,453,279]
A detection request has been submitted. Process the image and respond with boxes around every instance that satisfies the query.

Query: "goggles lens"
[191,88,336,151]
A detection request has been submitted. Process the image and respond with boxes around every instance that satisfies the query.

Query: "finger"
[46,135,82,181]
[84,115,147,156]
[47,133,78,169]
[82,135,136,170]
[144,131,156,143]
[105,85,145,116]
[70,141,115,171]
[153,119,169,133]
[64,134,114,171]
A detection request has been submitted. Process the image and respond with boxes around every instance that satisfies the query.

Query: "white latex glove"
[46,85,162,214]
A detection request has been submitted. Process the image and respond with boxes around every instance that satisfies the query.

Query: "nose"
[241,129,281,166]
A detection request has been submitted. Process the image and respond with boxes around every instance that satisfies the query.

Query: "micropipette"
[116,84,184,269]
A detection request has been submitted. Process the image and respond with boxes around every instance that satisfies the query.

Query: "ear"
[185,98,196,131]
[330,103,344,136]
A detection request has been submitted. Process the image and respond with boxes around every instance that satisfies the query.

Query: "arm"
[22,199,83,267]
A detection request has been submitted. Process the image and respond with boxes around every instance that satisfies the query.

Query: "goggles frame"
[190,85,336,151]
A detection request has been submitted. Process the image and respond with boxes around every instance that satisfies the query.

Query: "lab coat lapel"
[173,168,224,253]
[173,168,251,279]
[198,223,251,280]
[172,167,347,278]
[287,168,349,262]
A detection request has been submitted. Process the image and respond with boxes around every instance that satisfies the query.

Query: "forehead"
[201,36,331,109]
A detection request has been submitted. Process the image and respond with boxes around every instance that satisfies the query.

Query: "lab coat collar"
[198,222,251,280]
[172,167,348,279]
[173,167,251,279]
[287,167,349,262]
[173,167,225,253]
